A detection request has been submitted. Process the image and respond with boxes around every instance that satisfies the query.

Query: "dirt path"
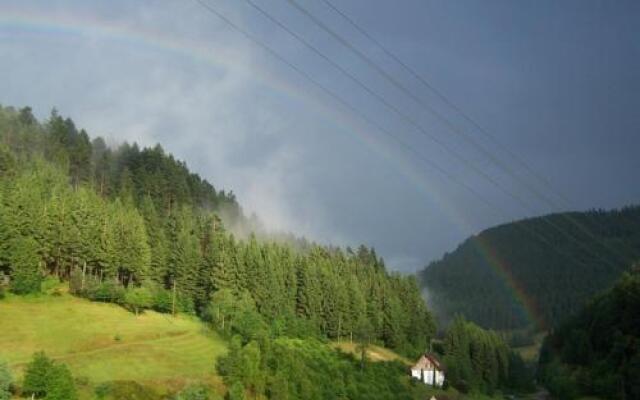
[9,330,194,367]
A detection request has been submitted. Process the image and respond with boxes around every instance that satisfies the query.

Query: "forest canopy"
[419,207,640,330]
[538,267,640,399]
[0,105,435,359]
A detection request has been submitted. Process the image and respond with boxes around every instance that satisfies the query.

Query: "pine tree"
[8,237,41,294]
[140,195,169,285]
[346,276,367,343]
[165,206,202,309]
[45,364,77,400]
[239,341,264,396]
[208,288,236,332]
[209,233,231,292]
[110,199,150,286]
[23,351,54,398]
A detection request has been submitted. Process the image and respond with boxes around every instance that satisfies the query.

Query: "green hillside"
[0,106,536,398]
[0,292,227,398]
[419,207,640,330]
[538,268,640,399]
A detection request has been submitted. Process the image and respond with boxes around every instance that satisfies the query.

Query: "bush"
[68,269,84,295]
[0,359,12,400]
[40,276,62,295]
[141,286,194,315]
[542,360,578,400]
[177,294,195,314]
[87,281,125,304]
[124,287,153,315]
[228,383,246,400]
[174,383,215,400]
[74,375,90,387]
[151,287,173,313]
[94,382,110,399]
[94,381,161,400]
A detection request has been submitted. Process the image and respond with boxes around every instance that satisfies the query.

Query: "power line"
[316,0,637,266]
[193,0,620,273]
[246,0,538,213]
[278,0,627,268]
[191,0,576,259]
[321,0,573,208]
[284,0,561,210]
[282,0,627,270]
[189,0,479,205]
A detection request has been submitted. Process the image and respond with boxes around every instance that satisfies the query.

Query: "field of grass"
[513,333,546,362]
[331,340,412,365]
[0,292,227,397]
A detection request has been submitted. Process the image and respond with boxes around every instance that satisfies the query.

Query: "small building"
[410,354,445,387]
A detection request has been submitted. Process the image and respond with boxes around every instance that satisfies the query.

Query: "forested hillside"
[538,267,640,399]
[0,105,434,357]
[419,207,640,330]
[0,105,539,399]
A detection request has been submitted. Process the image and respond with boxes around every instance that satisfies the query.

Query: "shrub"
[174,383,215,400]
[20,353,77,400]
[151,287,173,313]
[40,276,62,294]
[88,281,125,303]
[68,269,84,295]
[124,287,153,315]
[94,381,161,400]
[0,359,12,400]
[178,294,195,314]
[94,382,110,399]
[228,383,246,400]
[74,375,90,387]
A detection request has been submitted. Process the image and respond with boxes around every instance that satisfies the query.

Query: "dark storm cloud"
[1,0,638,272]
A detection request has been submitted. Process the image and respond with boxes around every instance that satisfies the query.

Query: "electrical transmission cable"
[282,0,627,268]
[317,0,637,264]
[321,0,572,208]
[192,0,594,274]
[243,0,625,268]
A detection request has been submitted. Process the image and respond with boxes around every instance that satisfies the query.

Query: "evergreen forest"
[419,208,640,330]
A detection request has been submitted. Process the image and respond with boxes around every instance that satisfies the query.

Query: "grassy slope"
[0,293,522,400]
[513,333,546,363]
[331,341,412,365]
[333,342,526,400]
[0,292,227,397]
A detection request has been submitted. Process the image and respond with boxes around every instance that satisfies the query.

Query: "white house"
[410,354,445,387]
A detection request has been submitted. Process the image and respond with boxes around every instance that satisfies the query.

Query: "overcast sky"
[1,0,639,272]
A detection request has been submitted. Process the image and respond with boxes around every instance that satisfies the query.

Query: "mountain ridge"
[419,206,640,330]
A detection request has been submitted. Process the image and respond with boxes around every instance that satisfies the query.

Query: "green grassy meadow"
[0,292,227,397]
[513,333,546,363]
[331,340,412,365]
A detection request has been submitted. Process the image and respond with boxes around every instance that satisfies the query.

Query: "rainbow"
[472,234,544,330]
[0,2,471,225]
[0,3,542,328]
